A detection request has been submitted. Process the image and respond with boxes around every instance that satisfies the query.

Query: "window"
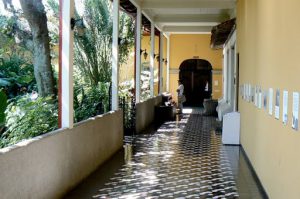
[0,0,60,148]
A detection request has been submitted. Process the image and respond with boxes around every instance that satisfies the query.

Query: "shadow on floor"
[64,150,125,199]
[64,110,266,199]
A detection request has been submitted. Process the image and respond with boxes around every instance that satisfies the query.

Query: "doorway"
[179,59,212,107]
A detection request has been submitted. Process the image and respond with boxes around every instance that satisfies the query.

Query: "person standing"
[177,79,185,113]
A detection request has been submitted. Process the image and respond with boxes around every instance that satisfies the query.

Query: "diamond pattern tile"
[94,114,240,199]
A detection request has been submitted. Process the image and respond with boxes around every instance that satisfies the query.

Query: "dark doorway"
[179,59,212,107]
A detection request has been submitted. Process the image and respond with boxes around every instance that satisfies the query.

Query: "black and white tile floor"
[65,110,265,199]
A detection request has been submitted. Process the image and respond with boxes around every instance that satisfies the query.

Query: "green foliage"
[0,14,33,54]
[0,90,7,128]
[119,72,151,102]
[46,0,60,48]
[47,0,59,16]
[0,15,16,36]
[118,82,134,132]
[74,82,110,122]
[73,0,135,86]
[0,0,136,148]
[0,95,58,148]
[118,12,135,64]
[73,0,112,85]
[0,56,36,98]
[140,71,151,102]
[72,0,135,122]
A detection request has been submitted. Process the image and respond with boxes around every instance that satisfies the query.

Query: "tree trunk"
[19,0,55,97]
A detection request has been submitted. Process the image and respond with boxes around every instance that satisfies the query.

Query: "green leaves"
[0,78,12,87]
[74,82,110,122]
[17,75,34,84]
[0,95,58,148]
[73,0,134,87]
[0,56,36,98]
[0,90,7,126]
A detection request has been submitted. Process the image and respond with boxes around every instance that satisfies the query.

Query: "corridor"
[66,110,265,198]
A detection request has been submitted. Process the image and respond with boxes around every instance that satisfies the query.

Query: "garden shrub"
[0,89,7,133]
[74,82,110,122]
[0,95,58,148]
[0,56,36,98]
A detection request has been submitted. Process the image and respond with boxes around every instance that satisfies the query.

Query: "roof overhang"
[128,0,236,34]
[210,18,236,49]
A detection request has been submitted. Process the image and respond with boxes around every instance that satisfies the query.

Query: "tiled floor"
[65,109,266,199]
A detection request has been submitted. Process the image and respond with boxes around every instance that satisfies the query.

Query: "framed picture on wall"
[254,86,258,107]
[251,86,255,103]
[247,84,251,102]
[243,84,246,100]
[258,87,262,109]
[292,92,299,131]
[275,89,280,119]
[282,90,288,125]
[269,88,273,115]
[263,90,268,110]
[240,85,244,97]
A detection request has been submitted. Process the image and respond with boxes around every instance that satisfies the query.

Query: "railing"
[119,95,136,136]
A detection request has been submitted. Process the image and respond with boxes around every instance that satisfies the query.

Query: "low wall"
[136,96,162,133]
[0,110,123,199]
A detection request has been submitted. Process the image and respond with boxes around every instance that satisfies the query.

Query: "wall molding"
[170,68,222,75]
[170,68,180,74]
[212,69,222,74]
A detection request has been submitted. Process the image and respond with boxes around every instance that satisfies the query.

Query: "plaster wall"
[0,111,123,199]
[237,0,300,198]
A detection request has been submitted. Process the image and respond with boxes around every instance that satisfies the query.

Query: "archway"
[179,59,212,107]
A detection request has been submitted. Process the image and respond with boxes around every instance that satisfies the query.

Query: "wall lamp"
[118,37,129,46]
[154,54,160,62]
[71,18,86,36]
[162,58,168,65]
[140,49,148,60]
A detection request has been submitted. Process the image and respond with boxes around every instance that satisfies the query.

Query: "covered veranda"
[65,108,264,198]
[4,0,296,198]
[0,0,242,198]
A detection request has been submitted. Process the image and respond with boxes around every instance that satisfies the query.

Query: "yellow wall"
[169,34,223,101]
[237,0,300,198]
[162,36,167,92]
[154,35,160,96]
[119,35,160,96]
[119,48,135,83]
[212,73,223,99]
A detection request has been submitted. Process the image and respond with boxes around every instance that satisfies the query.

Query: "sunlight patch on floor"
[182,108,193,114]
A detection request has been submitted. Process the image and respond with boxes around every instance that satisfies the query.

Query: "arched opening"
[179,59,212,107]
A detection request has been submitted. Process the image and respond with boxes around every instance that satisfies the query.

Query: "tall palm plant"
[74,0,134,86]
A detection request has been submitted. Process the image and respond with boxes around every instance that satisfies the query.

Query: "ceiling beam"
[163,26,213,33]
[128,1,163,32]
[128,0,155,24]
[154,14,229,23]
[128,0,142,9]
[141,0,235,9]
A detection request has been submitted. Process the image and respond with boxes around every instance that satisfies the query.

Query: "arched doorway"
[179,59,212,107]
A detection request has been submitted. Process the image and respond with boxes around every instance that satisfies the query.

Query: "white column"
[166,36,170,92]
[159,32,164,94]
[150,22,155,97]
[61,0,74,128]
[223,48,228,101]
[135,7,142,103]
[111,0,119,111]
